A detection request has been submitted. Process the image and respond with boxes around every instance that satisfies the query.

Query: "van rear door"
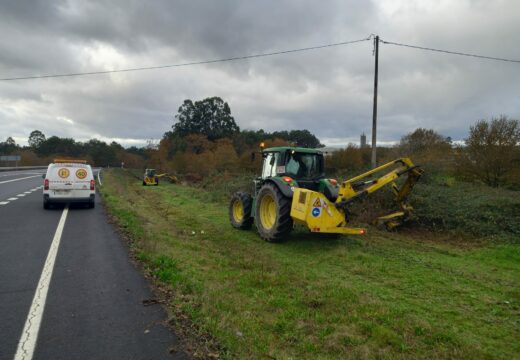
[71,165,92,196]
[48,165,74,196]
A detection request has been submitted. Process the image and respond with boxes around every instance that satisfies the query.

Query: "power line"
[0,37,372,81]
[380,39,520,63]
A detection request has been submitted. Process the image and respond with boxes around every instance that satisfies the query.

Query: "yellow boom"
[290,158,423,234]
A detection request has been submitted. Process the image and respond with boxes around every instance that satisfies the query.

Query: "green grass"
[101,169,520,359]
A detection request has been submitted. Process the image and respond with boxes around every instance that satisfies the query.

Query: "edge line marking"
[14,206,69,360]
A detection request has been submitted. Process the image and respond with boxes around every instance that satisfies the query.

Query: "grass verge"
[101,169,519,359]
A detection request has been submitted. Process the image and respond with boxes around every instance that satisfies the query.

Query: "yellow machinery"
[291,157,423,235]
[229,146,423,242]
[142,169,178,186]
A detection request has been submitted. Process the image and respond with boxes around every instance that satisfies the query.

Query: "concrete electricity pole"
[371,35,379,169]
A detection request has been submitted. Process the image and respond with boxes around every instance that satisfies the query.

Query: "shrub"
[410,181,520,238]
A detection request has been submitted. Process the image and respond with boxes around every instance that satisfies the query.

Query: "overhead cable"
[380,39,520,63]
[0,37,372,81]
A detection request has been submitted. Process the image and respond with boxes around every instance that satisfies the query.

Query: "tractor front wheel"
[229,192,253,229]
[255,183,293,242]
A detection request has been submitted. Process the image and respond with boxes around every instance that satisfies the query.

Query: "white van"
[43,160,95,209]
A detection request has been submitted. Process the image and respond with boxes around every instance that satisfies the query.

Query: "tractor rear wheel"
[255,183,293,242]
[229,192,253,229]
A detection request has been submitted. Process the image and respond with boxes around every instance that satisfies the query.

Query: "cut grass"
[101,169,520,359]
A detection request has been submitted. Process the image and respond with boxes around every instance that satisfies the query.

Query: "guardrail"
[0,166,48,172]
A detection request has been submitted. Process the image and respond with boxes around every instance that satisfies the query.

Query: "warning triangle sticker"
[313,198,321,207]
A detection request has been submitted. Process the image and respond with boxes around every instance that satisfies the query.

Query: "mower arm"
[157,173,179,183]
[335,158,423,228]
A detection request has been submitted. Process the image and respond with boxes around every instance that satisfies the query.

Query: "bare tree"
[461,115,520,187]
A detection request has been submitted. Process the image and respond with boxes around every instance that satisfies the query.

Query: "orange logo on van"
[58,168,70,178]
[76,169,87,179]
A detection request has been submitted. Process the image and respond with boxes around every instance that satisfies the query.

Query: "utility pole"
[371,35,379,169]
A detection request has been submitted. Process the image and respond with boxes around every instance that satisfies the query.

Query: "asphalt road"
[0,170,186,360]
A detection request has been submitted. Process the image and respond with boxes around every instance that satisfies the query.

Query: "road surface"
[0,170,186,359]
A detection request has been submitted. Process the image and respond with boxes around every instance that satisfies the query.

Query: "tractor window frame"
[261,152,280,178]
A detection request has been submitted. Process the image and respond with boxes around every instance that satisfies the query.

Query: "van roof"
[53,159,88,164]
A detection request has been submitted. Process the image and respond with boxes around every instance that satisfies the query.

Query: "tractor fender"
[264,178,294,198]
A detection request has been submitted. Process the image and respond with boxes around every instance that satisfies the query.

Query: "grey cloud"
[0,0,519,147]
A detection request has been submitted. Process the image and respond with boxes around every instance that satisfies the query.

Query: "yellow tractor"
[143,168,178,186]
[229,146,423,242]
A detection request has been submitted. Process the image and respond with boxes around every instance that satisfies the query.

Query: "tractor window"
[285,153,323,179]
[261,152,279,178]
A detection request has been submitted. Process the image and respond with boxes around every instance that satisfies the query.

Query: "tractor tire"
[142,181,146,186]
[255,183,293,242]
[229,192,253,229]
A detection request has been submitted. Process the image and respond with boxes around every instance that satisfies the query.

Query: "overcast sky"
[1,0,519,147]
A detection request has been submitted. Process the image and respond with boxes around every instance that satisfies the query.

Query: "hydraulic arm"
[335,158,424,229]
[290,158,423,234]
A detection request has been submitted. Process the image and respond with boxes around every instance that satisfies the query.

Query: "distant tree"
[461,115,520,187]
[213,138,239,171]
[288,129,324,148]
[6,137,16,146]
[0,137,19,154]
[110,141,123,150]
[84,139,117,166]
[399,128,451,154]
[36,136,81,157]
[28,130,46,148]
[398,128,453,173]
[327,144,363,172]
[173,97,240,140]
[235,128,323,151]
[127,146,149,158]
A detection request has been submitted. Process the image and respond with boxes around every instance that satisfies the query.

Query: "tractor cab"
[260,147,324,181]
[256,147,338,200]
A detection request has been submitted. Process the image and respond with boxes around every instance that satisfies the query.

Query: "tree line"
[1,96,518,188]
[326,115,519,188]
[0,131,147,168]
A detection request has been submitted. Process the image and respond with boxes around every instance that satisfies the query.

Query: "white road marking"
[0,175,41,185]
[97,169,103,186]
[14,207,69,360]
[0,186,40,208]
